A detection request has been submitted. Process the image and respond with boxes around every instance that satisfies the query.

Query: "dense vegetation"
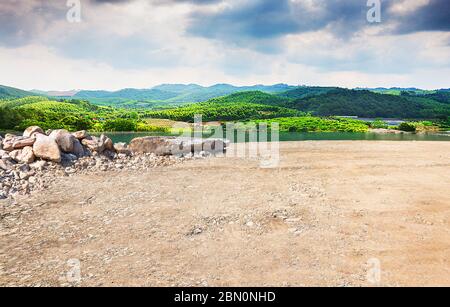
[253,116,369,132]
[145,101,303,122]
[254,117,369,133]
[74,83,296,106]
[284,89,450,119]
[0,97,166,132]
[1,84,449,134]
[276,86,337,99]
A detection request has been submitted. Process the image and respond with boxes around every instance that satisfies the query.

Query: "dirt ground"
[1,141,449,287]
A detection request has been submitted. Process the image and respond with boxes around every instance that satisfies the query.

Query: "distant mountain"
[31,89,80,97]
[0,85,40,99]
[73,83,297,105]
[75,88,179,101]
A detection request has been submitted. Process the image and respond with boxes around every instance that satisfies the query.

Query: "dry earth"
[1,141,449,287]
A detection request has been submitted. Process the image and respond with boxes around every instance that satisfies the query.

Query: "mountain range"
[1,83,450,119]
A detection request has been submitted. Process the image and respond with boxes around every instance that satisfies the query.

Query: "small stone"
[0,159,15,171]
[19,172,30,180]
[65,167,76,175]
[9,147,35,164]
[30,160,47,170]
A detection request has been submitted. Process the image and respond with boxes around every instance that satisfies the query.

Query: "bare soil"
[1,141,449,287]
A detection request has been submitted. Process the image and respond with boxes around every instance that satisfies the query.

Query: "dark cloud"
[393,0,450,34]
[186,0,372,44]
[186,0,450,45]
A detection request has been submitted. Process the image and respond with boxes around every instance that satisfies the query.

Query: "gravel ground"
[1,141,449,287]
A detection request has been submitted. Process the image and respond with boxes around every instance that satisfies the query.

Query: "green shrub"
[398,122,417,132]
[370,119,389,129]
[103,118,137,131]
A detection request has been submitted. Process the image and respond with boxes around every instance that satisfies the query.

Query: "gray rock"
[61,153,78,162]
[19,164,31,172]
[114,142,131,155]
[49,129,76,153]
[129,137,185,156]
[72,139,85,157]
[129,136,227,156]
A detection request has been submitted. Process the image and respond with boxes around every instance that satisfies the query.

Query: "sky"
[0,0,449,91]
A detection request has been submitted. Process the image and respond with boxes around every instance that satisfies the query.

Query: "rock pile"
[1,127,227,200]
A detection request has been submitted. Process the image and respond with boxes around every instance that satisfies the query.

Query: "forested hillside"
[284,89,450,118]
[0,96,165,132]
[145,102,303,122]
[276,86,337,99]
[0,85,39,99]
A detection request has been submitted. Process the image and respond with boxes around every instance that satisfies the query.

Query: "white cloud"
[0,0,449,90]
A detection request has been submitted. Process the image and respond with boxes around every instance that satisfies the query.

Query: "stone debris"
[0,126,227,200]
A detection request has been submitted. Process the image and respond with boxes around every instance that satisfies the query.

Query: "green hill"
[0,85,39,99]
[73,83,297,105]
[285,89,450,119]
[0,96,104,131]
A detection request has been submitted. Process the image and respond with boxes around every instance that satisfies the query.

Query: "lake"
[96,131,450,144]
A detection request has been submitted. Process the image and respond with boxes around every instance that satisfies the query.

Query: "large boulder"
[81,134,113,154]
[2,136,36,151]
[49,129,75,153]
[72,130,89,140]
[82,136,105,153]
[33,134,61,162]
[72,138,85,157]
[101,134,115,152]
[129,136,178,156]
[12,137,36,149]
[128,137,225,156]
[202,139,228,153]
[23,126,44,138]
[9,146,35,164]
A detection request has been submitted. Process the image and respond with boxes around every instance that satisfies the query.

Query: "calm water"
[94,131,450,144]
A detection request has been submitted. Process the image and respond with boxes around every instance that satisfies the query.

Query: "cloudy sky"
[0,0,449,90]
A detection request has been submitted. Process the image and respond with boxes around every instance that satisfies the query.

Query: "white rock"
[33,134,61,163]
